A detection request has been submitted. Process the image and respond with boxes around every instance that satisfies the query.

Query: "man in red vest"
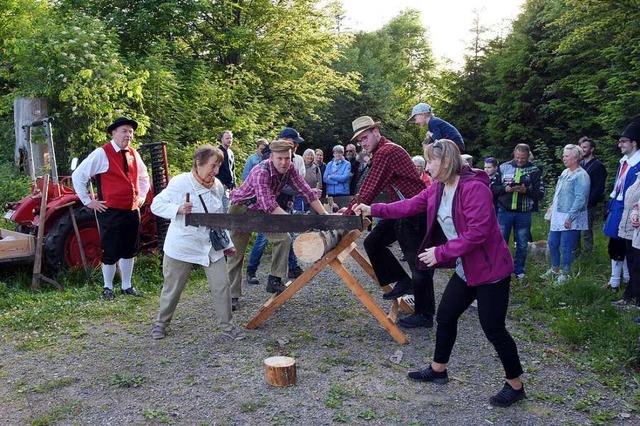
[72,117,150,300]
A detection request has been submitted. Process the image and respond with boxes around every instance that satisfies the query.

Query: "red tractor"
[3,117,169,274]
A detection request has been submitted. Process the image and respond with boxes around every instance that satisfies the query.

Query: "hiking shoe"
[246,271,259,285]
[100,287,115,300]
[221,326,247,341]
[383,279,413,300]
[554,274,569,285]
[151,323,166,340]
[489,382,526,407]
[266,275,286,294]
[232,297,239,311]
[398,313,433,328]
[288,266,304,279]
[407,365,449,384]
[121,287,143,297]
[540,268,559,280]
[612,298,632,308]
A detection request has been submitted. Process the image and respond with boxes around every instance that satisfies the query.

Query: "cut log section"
[293,229,347,263]
[264,356,297,386]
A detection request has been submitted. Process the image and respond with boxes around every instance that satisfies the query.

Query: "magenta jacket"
[371,167,513,286]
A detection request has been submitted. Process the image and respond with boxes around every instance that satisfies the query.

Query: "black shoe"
[121,287,143,297]
[232,297,239,311]
[398,313,433,328]
[100,287,115,300]
[407,365,449,384]
[489,382,526,407]
[246,271,259,285]
[288,266,304,279]
[266,275,286,294]
[383,280,413,300]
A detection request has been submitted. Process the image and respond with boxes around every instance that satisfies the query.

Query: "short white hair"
[303,148,315,157]
[333,145,344,154]
[412,155,425,168]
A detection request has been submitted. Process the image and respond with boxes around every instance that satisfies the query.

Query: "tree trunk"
[293,229,347,263]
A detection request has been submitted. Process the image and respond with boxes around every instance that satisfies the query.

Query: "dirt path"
[0,244,636,425]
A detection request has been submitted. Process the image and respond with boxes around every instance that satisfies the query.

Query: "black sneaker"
[489,382,526,407]
[383,279,413,300]
[121,287,143,297]
[288,266,304,279]
[100,287,115,300]
[246,271,259,285]
[407,365,449,384]
[398,313,433,328]
[232,297,239,311]
[266,275,286,294]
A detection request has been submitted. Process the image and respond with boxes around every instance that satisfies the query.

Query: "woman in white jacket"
[150,145,245,341]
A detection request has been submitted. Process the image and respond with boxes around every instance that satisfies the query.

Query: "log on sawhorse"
[245,225,412,345]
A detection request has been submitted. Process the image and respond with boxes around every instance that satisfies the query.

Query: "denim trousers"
[363,214,435,317]
[548,230,580,274]
[434,273,523,379]
[497,209,532,276]
[246,233,298,274]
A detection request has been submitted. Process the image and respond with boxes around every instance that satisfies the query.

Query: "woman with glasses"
[354,139,525,407]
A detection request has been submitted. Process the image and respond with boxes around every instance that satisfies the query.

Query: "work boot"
[288,266,304,279]
[383,279,413,300]
[266,275,286,294]
[246,270,259,285]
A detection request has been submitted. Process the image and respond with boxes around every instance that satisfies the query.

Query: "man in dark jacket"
[579,136,607,253]
[491,144,545,280]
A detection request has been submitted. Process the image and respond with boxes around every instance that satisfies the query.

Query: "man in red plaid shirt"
[344,116,435,328]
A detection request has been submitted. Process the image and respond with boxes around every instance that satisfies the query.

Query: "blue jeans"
[497,209,532,276]
[548,230,580,274]
[246,232,298,273]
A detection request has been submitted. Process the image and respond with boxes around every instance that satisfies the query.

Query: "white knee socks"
[118,258,134,290]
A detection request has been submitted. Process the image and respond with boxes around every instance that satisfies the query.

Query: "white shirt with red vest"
[72,140,150,208]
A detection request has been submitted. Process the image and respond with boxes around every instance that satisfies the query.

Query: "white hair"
[412,155,425,168]
[303,148,315,157]
[332,145,344,154]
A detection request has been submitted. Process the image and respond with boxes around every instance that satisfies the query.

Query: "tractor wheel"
[44,206,102,274]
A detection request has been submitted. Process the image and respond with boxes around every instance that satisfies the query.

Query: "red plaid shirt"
[345,136,425,214]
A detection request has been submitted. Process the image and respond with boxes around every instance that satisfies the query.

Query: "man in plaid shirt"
[344,116,435,328]
[227,140,328,304]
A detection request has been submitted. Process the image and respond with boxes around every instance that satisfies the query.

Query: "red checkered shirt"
[345,136,425,214]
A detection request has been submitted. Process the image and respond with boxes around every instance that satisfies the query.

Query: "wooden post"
[264,356,297,386]
[13,97,48,177]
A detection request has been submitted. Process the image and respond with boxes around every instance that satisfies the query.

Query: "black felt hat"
[613,122,640,142]
[107,117,138,133]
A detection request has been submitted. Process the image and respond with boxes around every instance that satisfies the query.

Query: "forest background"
[2,0,640,203]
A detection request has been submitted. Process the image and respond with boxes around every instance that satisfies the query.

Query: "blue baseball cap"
[407,103,433,122]
[278,127,304,143]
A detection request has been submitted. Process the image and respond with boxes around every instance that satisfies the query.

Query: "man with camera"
[491,144,545,280]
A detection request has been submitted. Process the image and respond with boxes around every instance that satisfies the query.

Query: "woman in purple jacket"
[354,139,525,407]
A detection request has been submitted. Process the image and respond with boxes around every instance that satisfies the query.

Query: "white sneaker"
[555,274,569,285]
[515,273,526,281]
[221,325,247,341]
[540,268,559,280]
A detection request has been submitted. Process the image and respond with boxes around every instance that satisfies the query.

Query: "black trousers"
[97,208,140,265]
[624,239,640,304]
[434,273,523,380]
[363,214,435,317]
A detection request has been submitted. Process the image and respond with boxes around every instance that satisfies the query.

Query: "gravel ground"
[0,240,638,425]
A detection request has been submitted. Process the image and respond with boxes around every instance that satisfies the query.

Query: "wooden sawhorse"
[245,226,413,344]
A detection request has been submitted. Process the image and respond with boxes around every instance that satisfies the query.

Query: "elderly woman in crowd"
[355,139,525,408]
[150,145,245,341]
[323,145,351,197]
[540,144,590,284]
[412,155,432,188]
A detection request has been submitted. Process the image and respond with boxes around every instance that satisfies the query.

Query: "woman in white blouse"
[150,145,245,341]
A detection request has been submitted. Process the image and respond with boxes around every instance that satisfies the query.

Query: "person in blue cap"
[408,103,465,151]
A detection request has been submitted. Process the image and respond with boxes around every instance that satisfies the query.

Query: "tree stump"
[293,229,347,263]
[264,356,297,387]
